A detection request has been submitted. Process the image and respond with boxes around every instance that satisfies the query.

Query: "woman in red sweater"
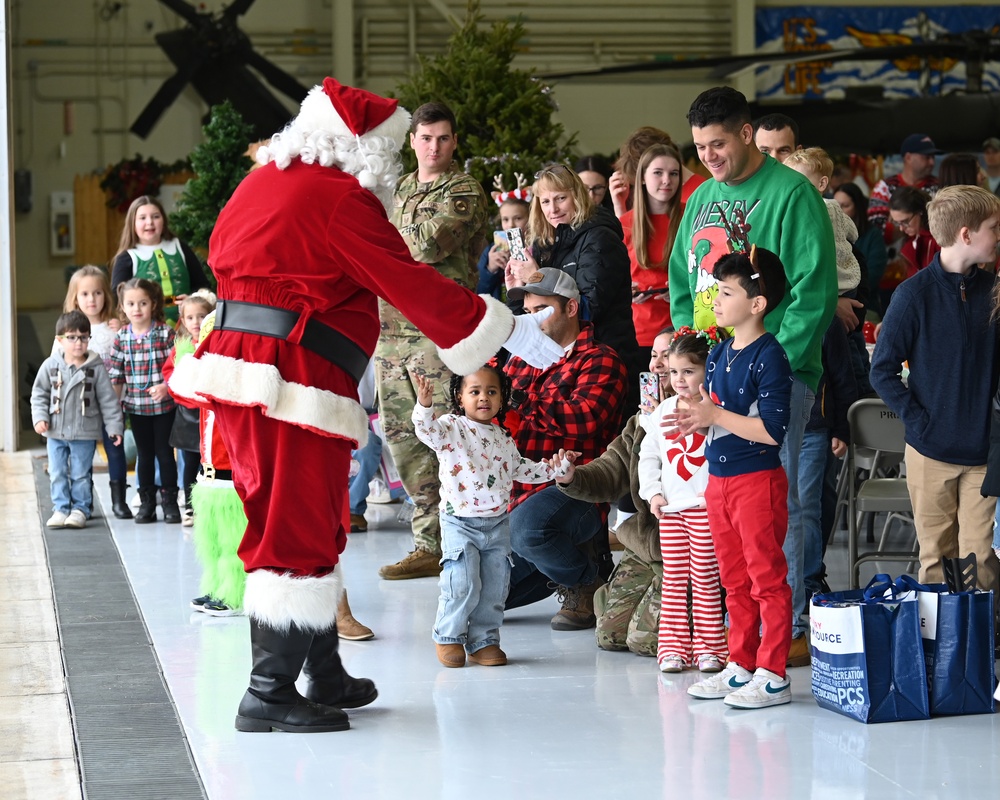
[621,143,685,350]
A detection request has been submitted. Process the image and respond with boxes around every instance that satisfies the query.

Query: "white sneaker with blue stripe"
[687,662,753,699]
[723,667,791,708]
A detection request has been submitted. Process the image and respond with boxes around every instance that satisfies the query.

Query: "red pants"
[213,404,351,576]
[706,468,791,677]
[657,507,726,664]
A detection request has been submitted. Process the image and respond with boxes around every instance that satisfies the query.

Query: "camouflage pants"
[594,549,660,656]
[374,333,453,556]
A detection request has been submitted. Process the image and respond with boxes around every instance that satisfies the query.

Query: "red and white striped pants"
[657,507,727,664]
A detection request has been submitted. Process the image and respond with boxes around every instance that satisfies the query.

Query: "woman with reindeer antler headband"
[504,162,646,413]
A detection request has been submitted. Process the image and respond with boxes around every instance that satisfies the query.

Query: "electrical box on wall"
[50,191,74,256]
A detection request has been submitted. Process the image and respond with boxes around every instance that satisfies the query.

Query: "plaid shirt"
[108,322,175,416]
[505,322,627,509]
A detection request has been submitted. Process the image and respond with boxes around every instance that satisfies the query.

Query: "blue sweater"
[870,254,997,465]
[705,333,793,477]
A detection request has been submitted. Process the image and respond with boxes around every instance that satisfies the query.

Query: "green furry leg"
[190,480,248,610]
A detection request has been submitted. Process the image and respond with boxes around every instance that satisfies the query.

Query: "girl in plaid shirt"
[109,278,179,525]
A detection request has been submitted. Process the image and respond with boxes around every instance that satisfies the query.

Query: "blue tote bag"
[893,575,996,716]
[810,575,930,724]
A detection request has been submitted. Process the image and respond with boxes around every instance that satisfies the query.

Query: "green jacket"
[668,156,837,391]
[558,413,660,564]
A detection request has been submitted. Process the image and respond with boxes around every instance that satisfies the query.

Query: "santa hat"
[292,77,411,188]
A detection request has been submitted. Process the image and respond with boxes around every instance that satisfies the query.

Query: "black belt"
[214,300,368,384]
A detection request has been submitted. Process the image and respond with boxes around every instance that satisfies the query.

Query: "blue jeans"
[799,429,829,596]
[102,427,127,482]
[779,377,815,639]
[349,427,404,515]
[992,500,1000,552]
[505,486,602,610]
[433,513,512,653]
[47,438,97,515]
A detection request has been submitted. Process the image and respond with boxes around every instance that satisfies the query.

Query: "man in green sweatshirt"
[668,87,837,667]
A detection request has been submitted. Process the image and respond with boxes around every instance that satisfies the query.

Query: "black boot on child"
[134,486,158,524]
[109,479,133,519]
[161,487,181,524]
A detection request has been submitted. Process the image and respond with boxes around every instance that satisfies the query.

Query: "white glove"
[503,308,564,369]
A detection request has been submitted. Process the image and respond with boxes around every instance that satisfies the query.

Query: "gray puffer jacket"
[31,352,125,441]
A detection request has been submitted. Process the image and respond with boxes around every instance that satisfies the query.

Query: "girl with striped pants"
[638,327,728,673]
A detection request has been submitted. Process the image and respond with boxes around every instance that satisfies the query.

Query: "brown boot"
[468,645,507,666]
[336,591,374,641]
[550,575,604,631]
[435,643,466,668]
[378,549,442,580]
[607,531,625,551]
[786,634,811,667]
[349,513,368,533]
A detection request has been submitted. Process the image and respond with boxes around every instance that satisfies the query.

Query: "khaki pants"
[374,332,452,556]
[904,445,998,591]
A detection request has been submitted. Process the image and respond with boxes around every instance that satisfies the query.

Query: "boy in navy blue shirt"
[665,246,794,708]
[871,185,1000,593]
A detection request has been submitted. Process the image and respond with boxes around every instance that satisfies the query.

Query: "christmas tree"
[170,102,255,257]
[393,1,575,192]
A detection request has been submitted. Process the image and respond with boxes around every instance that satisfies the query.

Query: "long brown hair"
[632,144,684,269]
[112,195,176,262]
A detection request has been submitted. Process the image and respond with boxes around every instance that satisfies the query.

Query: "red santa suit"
[168,79,561,735]
[170,84,522,634]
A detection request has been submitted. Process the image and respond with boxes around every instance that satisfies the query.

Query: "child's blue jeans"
[433,513,511,654]
[47,437,97,515]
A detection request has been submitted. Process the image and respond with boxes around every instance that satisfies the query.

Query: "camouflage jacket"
[381,166,490,331]
[557,412,660,564]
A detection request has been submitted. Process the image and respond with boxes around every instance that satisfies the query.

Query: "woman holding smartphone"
[505,163,644,411]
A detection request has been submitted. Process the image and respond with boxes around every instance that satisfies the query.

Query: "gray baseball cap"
[507,268,580,302]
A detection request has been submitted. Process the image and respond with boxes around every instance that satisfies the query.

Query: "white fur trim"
[295,85,411,149]
[244,567,343,633]
[437,296,514,376]
[169,351,369,446]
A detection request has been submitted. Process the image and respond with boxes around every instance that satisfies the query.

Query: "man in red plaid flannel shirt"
[503,268,627,630]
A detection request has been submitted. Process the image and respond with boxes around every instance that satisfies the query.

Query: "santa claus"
[170,78,561,733]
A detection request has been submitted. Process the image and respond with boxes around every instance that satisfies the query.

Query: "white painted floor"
[92,482,1000,800]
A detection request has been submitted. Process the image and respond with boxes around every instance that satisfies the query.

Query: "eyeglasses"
[891,213,919,230]
[534,163,573,180]
[586,184,607,197]
[61,335,91,343]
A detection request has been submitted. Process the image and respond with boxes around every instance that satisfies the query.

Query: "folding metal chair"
[847,398,917,588]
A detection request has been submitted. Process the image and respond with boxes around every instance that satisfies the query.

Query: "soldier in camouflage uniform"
[556,412,665,655]
[376,102,490,580]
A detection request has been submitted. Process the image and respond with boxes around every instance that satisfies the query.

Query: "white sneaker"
[688,662,753,699]
[46,510,68,528]
[64,509,87,529]
[724,667,791,709]
[181,508,194,527]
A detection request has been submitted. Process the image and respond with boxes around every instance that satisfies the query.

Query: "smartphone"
[639,372,660,415]
[493,230,509,251]
[506,227,528,261]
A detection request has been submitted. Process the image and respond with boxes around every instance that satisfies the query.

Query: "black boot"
[302,623,378,709]
[134,486,157,524]
[109,480,133,519]
[235,620,350,733]
[161,487,181,524]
